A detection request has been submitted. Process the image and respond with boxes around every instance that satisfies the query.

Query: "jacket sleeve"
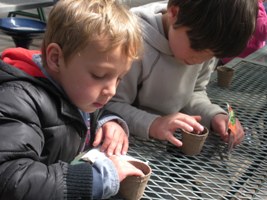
[0,83,93,200]
[182,58,227,128]
[106,59,160,139]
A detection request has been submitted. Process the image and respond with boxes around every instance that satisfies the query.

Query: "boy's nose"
[102,81,116,97]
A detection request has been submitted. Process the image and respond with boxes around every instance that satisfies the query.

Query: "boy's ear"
[168,5,179,24]
[46,43,63,73]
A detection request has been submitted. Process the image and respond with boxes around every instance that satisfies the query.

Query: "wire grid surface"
[111,61,267,200]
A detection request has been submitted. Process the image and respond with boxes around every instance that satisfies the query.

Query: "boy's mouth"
[93,102,104,108]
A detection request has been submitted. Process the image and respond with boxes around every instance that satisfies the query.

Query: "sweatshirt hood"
[1,47,45,78]
[131,1,173,55]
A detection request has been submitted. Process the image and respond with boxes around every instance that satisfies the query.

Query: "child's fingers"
[192,115,202,122]
[93,128,103,147]
[114,143,123,156]
[166,133,183,147]
[126,162,145,177]
[131,167,144,177]
[101,130,115,155]
[172,119,203,133]
[121,137,129,155]
[114,136,128,155]
[109,156,145,181]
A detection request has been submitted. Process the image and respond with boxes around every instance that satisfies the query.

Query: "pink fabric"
[222,1,267,64]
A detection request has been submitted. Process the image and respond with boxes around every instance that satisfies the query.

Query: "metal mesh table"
[112,60,267,200]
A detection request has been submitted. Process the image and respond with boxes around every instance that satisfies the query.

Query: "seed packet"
[226,103,237,151]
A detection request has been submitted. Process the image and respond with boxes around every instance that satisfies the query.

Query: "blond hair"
[42,0,143,66]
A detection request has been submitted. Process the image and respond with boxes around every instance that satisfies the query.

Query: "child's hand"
[93,121,129,156]
[211,113,244,146]
[149,113,204,147]
[109,155,144,181]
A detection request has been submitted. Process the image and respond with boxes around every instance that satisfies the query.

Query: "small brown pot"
[217,66,235,88]
[119,160,152,200]
[181,127,209,156]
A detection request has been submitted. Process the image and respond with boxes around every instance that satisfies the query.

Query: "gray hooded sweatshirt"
[106,1,225,139]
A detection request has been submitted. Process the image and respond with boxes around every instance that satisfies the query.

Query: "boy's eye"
[117,77,122,83]
[92,73,105,79]
[116,77,123,86]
